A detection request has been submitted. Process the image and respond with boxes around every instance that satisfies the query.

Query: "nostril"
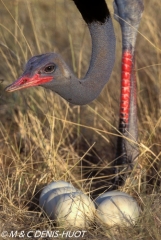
[21,79,27,84]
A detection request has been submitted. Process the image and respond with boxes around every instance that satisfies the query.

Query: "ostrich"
[5,0,143,186]
[5,0,116,105]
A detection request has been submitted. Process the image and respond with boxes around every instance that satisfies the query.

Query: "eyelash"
[44,65,55,73]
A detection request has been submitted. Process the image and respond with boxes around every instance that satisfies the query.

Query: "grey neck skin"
[43,17,115,105]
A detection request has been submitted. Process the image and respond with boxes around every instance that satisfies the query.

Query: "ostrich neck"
[85,18,115,88]
[52,17,115,105]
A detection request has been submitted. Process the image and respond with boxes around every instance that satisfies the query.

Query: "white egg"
[39,181,75,208]
[44,186,80,215]
[95,191,140,227]
[95,191,132,205]
[46,191,95,228]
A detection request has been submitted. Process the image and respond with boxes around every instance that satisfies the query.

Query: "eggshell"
[46,191,95,228]
[39,181,75,208]
[95,191,140,226]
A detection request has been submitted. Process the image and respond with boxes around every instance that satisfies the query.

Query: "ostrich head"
[5,53,72,93]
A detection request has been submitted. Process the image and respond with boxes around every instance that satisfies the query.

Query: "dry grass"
[0,0,161,239]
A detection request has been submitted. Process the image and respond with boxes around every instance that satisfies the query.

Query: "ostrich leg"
[113,0,144,186]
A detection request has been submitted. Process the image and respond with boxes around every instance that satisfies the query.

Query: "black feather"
[73,0,110,24]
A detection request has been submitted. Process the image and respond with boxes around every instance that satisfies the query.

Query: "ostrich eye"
[44,64,55,73]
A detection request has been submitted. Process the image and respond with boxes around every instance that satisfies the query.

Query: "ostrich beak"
[5,74,53,92]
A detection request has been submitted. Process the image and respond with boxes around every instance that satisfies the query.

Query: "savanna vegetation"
[0,0,161,239]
